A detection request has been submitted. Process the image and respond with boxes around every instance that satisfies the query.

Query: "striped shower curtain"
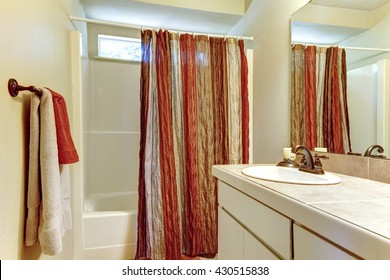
[136,30,249,260]
[291,44,351,154]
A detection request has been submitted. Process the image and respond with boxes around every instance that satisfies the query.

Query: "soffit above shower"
[79,0,249,34]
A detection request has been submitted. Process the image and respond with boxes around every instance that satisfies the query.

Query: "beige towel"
[25,88,72,256]
[25,90,41,246]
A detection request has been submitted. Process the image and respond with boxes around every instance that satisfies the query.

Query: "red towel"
[46,88,79,164]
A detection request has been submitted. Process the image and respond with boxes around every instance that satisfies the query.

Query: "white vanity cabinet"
[218,180,358,260]
[293,224,356,260]
[218,207,244,259]
[218,181,291,260]
[243,227,280,260]
[214,164,390,260]
[218,207,280,260]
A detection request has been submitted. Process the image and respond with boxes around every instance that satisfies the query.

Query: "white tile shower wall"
[89,60,140,132]
[86,60,140,196]
[86,132,139,194]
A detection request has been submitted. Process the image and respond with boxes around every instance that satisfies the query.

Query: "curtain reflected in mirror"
[291,44,351,154]
[291,0,390,157]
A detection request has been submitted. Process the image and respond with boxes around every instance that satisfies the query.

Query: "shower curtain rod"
[292,41,390,52]
[69,16,254,41]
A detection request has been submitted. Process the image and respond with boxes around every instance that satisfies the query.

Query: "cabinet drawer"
[293,224,356,260]
[218,181,292,259]
[218,207,244,260]
[243,229,280,260]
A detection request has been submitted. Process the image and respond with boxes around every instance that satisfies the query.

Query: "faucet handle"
[314,153,329,160]
[313,153,328,174]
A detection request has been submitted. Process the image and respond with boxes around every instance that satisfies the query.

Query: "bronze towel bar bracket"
[8,78,43,97]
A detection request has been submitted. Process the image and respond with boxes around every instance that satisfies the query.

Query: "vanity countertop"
[212,164,390,259]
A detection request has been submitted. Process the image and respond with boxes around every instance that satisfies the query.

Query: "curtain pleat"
[316,47,327,148]
[291,44,350,154]
[210,38,228,164]
[137,30,249,260]
[195,35,217,254]
[239,40,250,164]
[155,30,181,260]
[147,31,165,260]
[169,32,186,254]
[291,44,305,147]
[331,47,344,153]
[141,31,166,260]
[227,38,242,164]
[323,47,331,151]
[304,46,317,150]
[135,30,151,260]
[180,33,201,257]
[338,48,351,153]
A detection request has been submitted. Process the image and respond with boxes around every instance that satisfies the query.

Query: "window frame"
[97,34,141,62]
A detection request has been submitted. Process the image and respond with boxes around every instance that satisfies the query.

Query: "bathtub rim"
[84,191,138,212]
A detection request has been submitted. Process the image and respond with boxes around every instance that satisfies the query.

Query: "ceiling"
[79,0,244,34]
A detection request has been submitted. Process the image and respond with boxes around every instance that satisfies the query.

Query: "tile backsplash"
[368,158,390,184]
[311,152,390,184]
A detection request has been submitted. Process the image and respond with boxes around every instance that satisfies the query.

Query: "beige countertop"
[212,164,390,259]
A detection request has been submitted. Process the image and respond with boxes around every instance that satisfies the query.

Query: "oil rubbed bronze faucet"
[363,144,385,158]
[291,145,328,175]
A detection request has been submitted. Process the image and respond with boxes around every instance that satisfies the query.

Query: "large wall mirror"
[291,0,390,157]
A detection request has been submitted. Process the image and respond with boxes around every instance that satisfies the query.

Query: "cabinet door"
[293,224,356,260]
[243,230,280,260]
[218,207,243,260]
[219,181,292,259]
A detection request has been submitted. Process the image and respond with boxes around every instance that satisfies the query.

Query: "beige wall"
[0,0,85,259]
[230,0,310,163]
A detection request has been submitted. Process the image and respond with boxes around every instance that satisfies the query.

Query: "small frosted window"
[98,34,141,62]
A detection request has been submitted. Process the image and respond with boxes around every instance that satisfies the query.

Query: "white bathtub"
[81,192,138,259]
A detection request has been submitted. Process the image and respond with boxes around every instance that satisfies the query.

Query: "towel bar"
[8,78,43,97]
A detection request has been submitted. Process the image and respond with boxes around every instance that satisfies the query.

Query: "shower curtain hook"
[224,34,226,41]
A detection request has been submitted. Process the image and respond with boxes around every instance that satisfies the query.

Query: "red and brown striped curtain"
[291,44,351,154]
[136,30,249,260]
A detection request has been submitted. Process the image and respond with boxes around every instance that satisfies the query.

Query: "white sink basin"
[241,166,341,185]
